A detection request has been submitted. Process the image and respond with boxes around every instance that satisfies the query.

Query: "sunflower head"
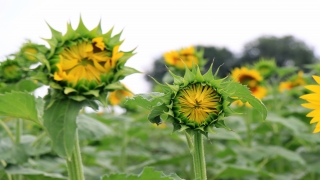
[0,58,24,83]
[128,63,267,135]
[144,64,235,135]
[42,18,137,104]
[17,41,49,64]
[254,58,277,78]
[108,85,133,106]
[231,67,267,104]
[163,46,206,70]
[300,75,320,133]
[279,71,306,92]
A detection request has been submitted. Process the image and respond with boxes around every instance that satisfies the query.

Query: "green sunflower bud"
[254,58,277,78]
[43,18,138,104]
[136,63,267,136]
[17,41,49,64]
[0,58,24,83]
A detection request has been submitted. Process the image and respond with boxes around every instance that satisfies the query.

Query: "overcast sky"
[1,0,320,94]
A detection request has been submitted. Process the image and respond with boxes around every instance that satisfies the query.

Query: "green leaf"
[148,103,168,124]
[125,93,165,110]
[6,166,67,180]
[43,99,83,158]
[266,113,308,133]
[220,80,267,121]
[0,91,40,124]
[218,165,260,178]
[0,79,39,93]
[77,114,113,141]
[0,138,28,164]
[101,167,183,180]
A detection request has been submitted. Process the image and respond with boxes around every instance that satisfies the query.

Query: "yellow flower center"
[53,37,124,86]
[176,84,220,124]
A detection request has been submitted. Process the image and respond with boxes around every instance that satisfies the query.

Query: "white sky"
[1,0,320,94]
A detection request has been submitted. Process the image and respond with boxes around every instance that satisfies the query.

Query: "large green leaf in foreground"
[43,99,83,158]
[101,167,184,180]
[221,80,267,121]
[0,91,42,124]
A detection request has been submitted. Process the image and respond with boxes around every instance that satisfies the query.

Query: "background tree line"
[147,35,319,86]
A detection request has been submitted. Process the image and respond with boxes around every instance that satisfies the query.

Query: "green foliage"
[101,167,184,180]
[0,91,42,124]
[221,80,267,121]
[43,99,83,158]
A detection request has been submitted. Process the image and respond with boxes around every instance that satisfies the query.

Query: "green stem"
[245,109,252,148]
[0,119,15,143]
[66,130,85,180]
[15,119,22,143]
[192,132,207,180]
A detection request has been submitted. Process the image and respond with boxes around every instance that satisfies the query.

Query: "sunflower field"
[0,18,320,180]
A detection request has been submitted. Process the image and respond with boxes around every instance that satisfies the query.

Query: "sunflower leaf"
[0,91,41,124]
[125,92,165,110]
[43,99,83,158]
[101,167,184,180]
[220,80,267,121]
[148,103,168,125]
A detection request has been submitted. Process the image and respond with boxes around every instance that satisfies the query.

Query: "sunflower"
[163,46,205,70]
[143,63,267,134]
[0,59,23,83]
[43,18,137,102]
[254,58,277,78]
[17,41,49,64]
[300,75,320,133]
[53,39,123,85]
[108,87,133,106]
[174,83,222,125]
[231,67,266,101]
[279,71,306,92]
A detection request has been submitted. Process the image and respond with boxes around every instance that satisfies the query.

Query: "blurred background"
[1,0,320,94]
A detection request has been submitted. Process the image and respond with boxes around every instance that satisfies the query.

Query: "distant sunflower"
[0,59,23,83]
[163,46,205,70]
[279,71,306,92]
[108,87,133,106]
[231,67,266,100]
[300,75,320,133]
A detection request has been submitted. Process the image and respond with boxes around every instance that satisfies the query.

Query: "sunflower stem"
[0,119,15,143]
[66,130,85,180]
[245,109,252,148]
[192,132,207,180]
[15,119,22,144]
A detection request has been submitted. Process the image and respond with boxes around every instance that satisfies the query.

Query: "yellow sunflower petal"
[313,75,320,84]
[310,116,320,124]
[305,85,320,93]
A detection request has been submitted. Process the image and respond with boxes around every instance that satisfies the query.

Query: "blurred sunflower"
[0,59,24,83]
[231,67,267,103]
[300,75,320,133]
[254,58,277,78]
[163,46,205,70]
[108,86,133,106]
[279,71,306,92]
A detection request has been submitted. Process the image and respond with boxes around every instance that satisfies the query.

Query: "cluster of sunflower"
[0,41,48,90]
